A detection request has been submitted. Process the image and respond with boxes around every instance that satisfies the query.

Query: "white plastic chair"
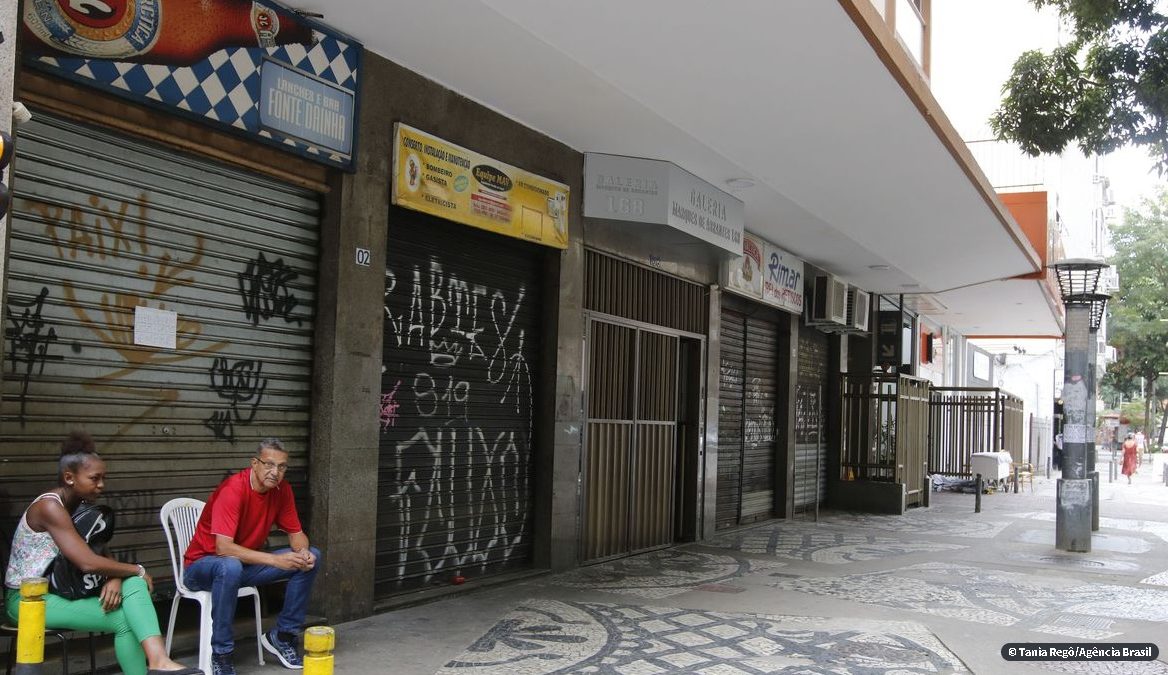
[161,498,265,674]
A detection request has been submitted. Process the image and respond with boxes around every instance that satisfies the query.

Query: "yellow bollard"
[14,577,48,674]
[303,626,335,675]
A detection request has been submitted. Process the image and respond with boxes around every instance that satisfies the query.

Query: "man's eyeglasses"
[253,457,289,473]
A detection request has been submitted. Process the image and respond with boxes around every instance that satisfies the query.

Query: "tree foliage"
[1106,188,1168,435]
[991,0,1168,172]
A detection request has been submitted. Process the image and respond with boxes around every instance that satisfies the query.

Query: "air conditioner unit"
[809,274,847,325]
[845,287,871,332]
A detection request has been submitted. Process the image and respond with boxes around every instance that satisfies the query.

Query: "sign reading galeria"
[583,153,743,255]
[721,232,805,315]
[392,124,569,249]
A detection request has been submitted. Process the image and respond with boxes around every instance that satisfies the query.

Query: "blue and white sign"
[260,59,354,158]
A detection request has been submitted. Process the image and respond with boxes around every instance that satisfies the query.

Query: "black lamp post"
[1051,259,1109,552]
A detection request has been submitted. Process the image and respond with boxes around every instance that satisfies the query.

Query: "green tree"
[1107,188,1168,443]
[991,0,1168,172]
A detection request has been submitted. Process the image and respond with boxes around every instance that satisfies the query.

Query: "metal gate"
[376,211,542,596]
[579,251,705,562]
[582,319,679,561]
[2,111,319,578]
[716,309,779,530]
[794,330,828,510]
[929,387,1026,475]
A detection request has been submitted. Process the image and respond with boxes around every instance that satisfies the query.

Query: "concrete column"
[1088,325,1100,532]
[700,286,721,540]
[1056,304,1092,552]
[306,56,393,622]
[542,235,585,570]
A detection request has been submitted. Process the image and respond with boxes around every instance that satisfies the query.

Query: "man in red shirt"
[184,439,320,675]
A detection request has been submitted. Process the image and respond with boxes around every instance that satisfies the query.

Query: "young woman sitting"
[4,431,199,675]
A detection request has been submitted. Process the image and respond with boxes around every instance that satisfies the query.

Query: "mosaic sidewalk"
[437,599,969,674]
[708,524,967,564]
[768,561,1168,639]
[548,548,785,599]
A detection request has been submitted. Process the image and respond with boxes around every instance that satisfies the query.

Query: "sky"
[930,0,1164,213]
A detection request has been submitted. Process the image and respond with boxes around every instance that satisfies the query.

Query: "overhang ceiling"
[306,0,1059,335]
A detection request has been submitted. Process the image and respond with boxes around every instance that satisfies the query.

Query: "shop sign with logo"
[583,153,743,255]
[22,0,360,169]
[392,123,569,249]
[721,232,805,315]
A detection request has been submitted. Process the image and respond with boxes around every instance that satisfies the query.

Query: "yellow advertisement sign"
[392,123,569,249]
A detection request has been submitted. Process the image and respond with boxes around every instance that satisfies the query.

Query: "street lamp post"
[1084,293,1109,532]
[1051,259,1109,553]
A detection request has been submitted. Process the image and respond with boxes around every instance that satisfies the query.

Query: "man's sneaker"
[261,628,304,669]
[210,652,237,675]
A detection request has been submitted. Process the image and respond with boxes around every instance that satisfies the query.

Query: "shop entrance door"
[581,319,686,561]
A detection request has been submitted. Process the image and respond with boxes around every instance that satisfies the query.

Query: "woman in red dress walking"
[1122,432,1141,484]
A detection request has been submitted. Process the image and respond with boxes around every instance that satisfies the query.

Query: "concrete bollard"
[975,474,983,513]
[303,626,335,675]
[1162,463,1167,486]
[13,577,48,675]
[1046,457,1051,479]
[1013,465,1020,494]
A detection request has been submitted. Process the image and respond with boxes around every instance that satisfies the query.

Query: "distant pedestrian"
[1122,432,1141,484]
[1053,433,1064,471]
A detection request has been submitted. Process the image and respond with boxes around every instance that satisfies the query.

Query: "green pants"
[6,576,161,675]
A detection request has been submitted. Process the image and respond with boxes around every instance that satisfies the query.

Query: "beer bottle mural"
[22,0,314,66]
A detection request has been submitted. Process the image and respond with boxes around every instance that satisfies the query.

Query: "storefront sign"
[259,58,354,158]
[721,232,805,315]
[392,124,569,249]
[583,153,743,255]
[23,0,360,170]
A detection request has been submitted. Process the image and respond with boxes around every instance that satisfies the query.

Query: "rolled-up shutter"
[377,210,542,597]
[2,111,319,579]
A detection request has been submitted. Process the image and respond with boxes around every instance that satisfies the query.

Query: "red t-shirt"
[183,469,303,567]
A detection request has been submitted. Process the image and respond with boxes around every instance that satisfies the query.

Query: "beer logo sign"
[25,0,162,58]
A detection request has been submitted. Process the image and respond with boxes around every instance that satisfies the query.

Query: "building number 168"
[607,196,644,216]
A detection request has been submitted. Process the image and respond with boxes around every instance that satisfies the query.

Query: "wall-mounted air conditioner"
[809,274,847,325]
[845,287,871,332]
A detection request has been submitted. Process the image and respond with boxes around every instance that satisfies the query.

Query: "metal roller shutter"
[794,330,829,510]
[716,309,779,530]
[2,112,319,580]
[716,310,745,530]
[377,210,542,596]
[741,316,778,522]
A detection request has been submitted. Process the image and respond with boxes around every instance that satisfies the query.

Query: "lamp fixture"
[1050,258,1108,299]
[868,264,891,271]
[725,177,755,191]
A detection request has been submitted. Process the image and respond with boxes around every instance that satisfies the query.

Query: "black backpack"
[45,503,116,599]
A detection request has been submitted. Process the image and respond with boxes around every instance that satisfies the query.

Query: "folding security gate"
[376,211,542,596]
[582,319,680,561]
[716,309,780,530]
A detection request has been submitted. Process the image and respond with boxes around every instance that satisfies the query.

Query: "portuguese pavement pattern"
[437,599,968,674]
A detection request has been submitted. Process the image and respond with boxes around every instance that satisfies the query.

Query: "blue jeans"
[184,547,321,655]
